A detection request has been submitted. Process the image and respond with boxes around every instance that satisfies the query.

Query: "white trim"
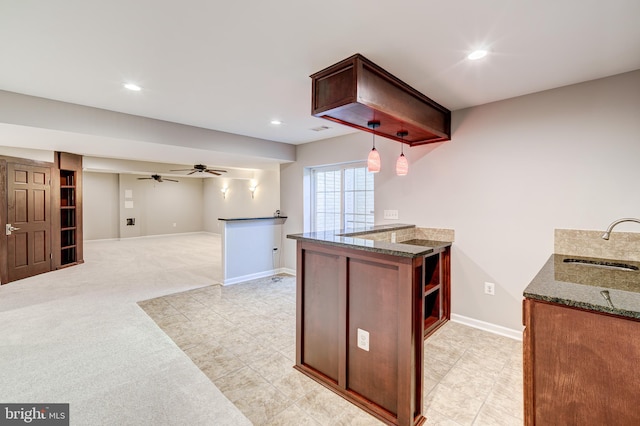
[84,237,121,243]
[86,231,211,243]
[451,313,523,341]
[223,268,290,286]
[121,231,208,240]
[280,267,296,276]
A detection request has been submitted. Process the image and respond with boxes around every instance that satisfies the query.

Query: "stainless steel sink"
[563,258,639,271]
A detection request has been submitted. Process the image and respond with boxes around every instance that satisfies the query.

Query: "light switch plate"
[357,328,370,351]
[383,209,399,220]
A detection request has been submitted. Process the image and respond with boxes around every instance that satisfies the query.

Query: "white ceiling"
[1,0,639,166]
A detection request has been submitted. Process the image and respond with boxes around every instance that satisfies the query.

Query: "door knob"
[5,224,21,235]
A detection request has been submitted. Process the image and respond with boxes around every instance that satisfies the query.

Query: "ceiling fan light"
[367,148,381,173]
[396,153,409,176]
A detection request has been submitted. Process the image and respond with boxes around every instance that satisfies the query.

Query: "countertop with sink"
[287,224,452,258]
[524,253,640,319]
[523,225,640,425]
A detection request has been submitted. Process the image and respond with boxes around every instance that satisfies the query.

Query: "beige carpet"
[0,233,250,425]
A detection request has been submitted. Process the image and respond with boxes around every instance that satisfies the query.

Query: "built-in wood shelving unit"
[53,152,83,269]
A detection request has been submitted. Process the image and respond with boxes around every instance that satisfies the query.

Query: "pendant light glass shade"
[367,120,381,173]
[396,153,408,176]
[396,130,409,176]
[368,148,381,173]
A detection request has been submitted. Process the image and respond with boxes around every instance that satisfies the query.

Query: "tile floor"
[139,275,523,425]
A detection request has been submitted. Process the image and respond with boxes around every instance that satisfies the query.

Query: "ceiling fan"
[170,164,227,176]
[137,174,179,183]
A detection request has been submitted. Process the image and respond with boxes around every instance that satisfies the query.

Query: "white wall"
[82,172,205,239]
[203,168,282,234]
[0,90,295,167]
[220,218,286,284]
[79,164,281,240]
[281,70,640,332]
[118,174,204,238]
[0,146,53,163]
[83,172,119,240]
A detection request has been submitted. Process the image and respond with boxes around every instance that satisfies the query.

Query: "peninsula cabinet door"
[523,299,640,426]
[297,248,342,382]
[4,162,52,283]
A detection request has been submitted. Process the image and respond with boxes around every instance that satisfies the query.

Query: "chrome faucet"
[601,217,640,240]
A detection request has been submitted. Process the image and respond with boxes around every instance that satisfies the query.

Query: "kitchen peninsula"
[288,224,453,426]
[218,216,287,285]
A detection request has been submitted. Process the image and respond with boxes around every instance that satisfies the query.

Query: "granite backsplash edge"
[555,229,640,262]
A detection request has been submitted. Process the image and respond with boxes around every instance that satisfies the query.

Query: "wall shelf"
[423,247,450,338]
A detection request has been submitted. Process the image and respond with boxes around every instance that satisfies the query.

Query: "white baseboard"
[280,268,296,276]
[86,231,213,242]
[450,313,523,341]
[85,237,121,243]
[122,231,209,240]
[223,268,292,285]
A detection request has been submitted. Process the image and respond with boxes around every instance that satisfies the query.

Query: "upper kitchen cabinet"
[310,54,451,146]
[53,152,83,268]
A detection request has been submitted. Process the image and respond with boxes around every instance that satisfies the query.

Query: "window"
[311,163,374,232]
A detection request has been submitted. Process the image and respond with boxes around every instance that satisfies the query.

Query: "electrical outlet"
[357,328,370,351]
[484,282,495,296]
[383,210,399,220]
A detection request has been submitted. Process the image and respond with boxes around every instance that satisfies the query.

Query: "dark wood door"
[6,162,51,282]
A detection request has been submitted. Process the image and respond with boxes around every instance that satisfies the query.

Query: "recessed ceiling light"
[123,82,142,91]
[270,120,282,125]
[467,50,488,60]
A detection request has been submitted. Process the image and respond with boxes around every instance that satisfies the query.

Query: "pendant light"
[396,130,409,176]
[367,120,381,173]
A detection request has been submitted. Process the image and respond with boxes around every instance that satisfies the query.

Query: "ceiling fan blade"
[187,170,197,175]
[165,178,179,182]
[137,177,152,180]
[205,170,221,175]
[169,168,194,172]
[208,169,227,173]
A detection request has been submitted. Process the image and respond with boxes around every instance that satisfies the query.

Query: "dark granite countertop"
[524,254,640,319]
[219,216,287,221]
[287,224,452,258]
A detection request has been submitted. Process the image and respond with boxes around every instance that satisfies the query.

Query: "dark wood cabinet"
[523,298,640,425]
[295,240,448,426]
[310,54,451,146]
[53,152,83,268]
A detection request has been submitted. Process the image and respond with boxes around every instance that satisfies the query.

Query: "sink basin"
[563,258,639,271]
